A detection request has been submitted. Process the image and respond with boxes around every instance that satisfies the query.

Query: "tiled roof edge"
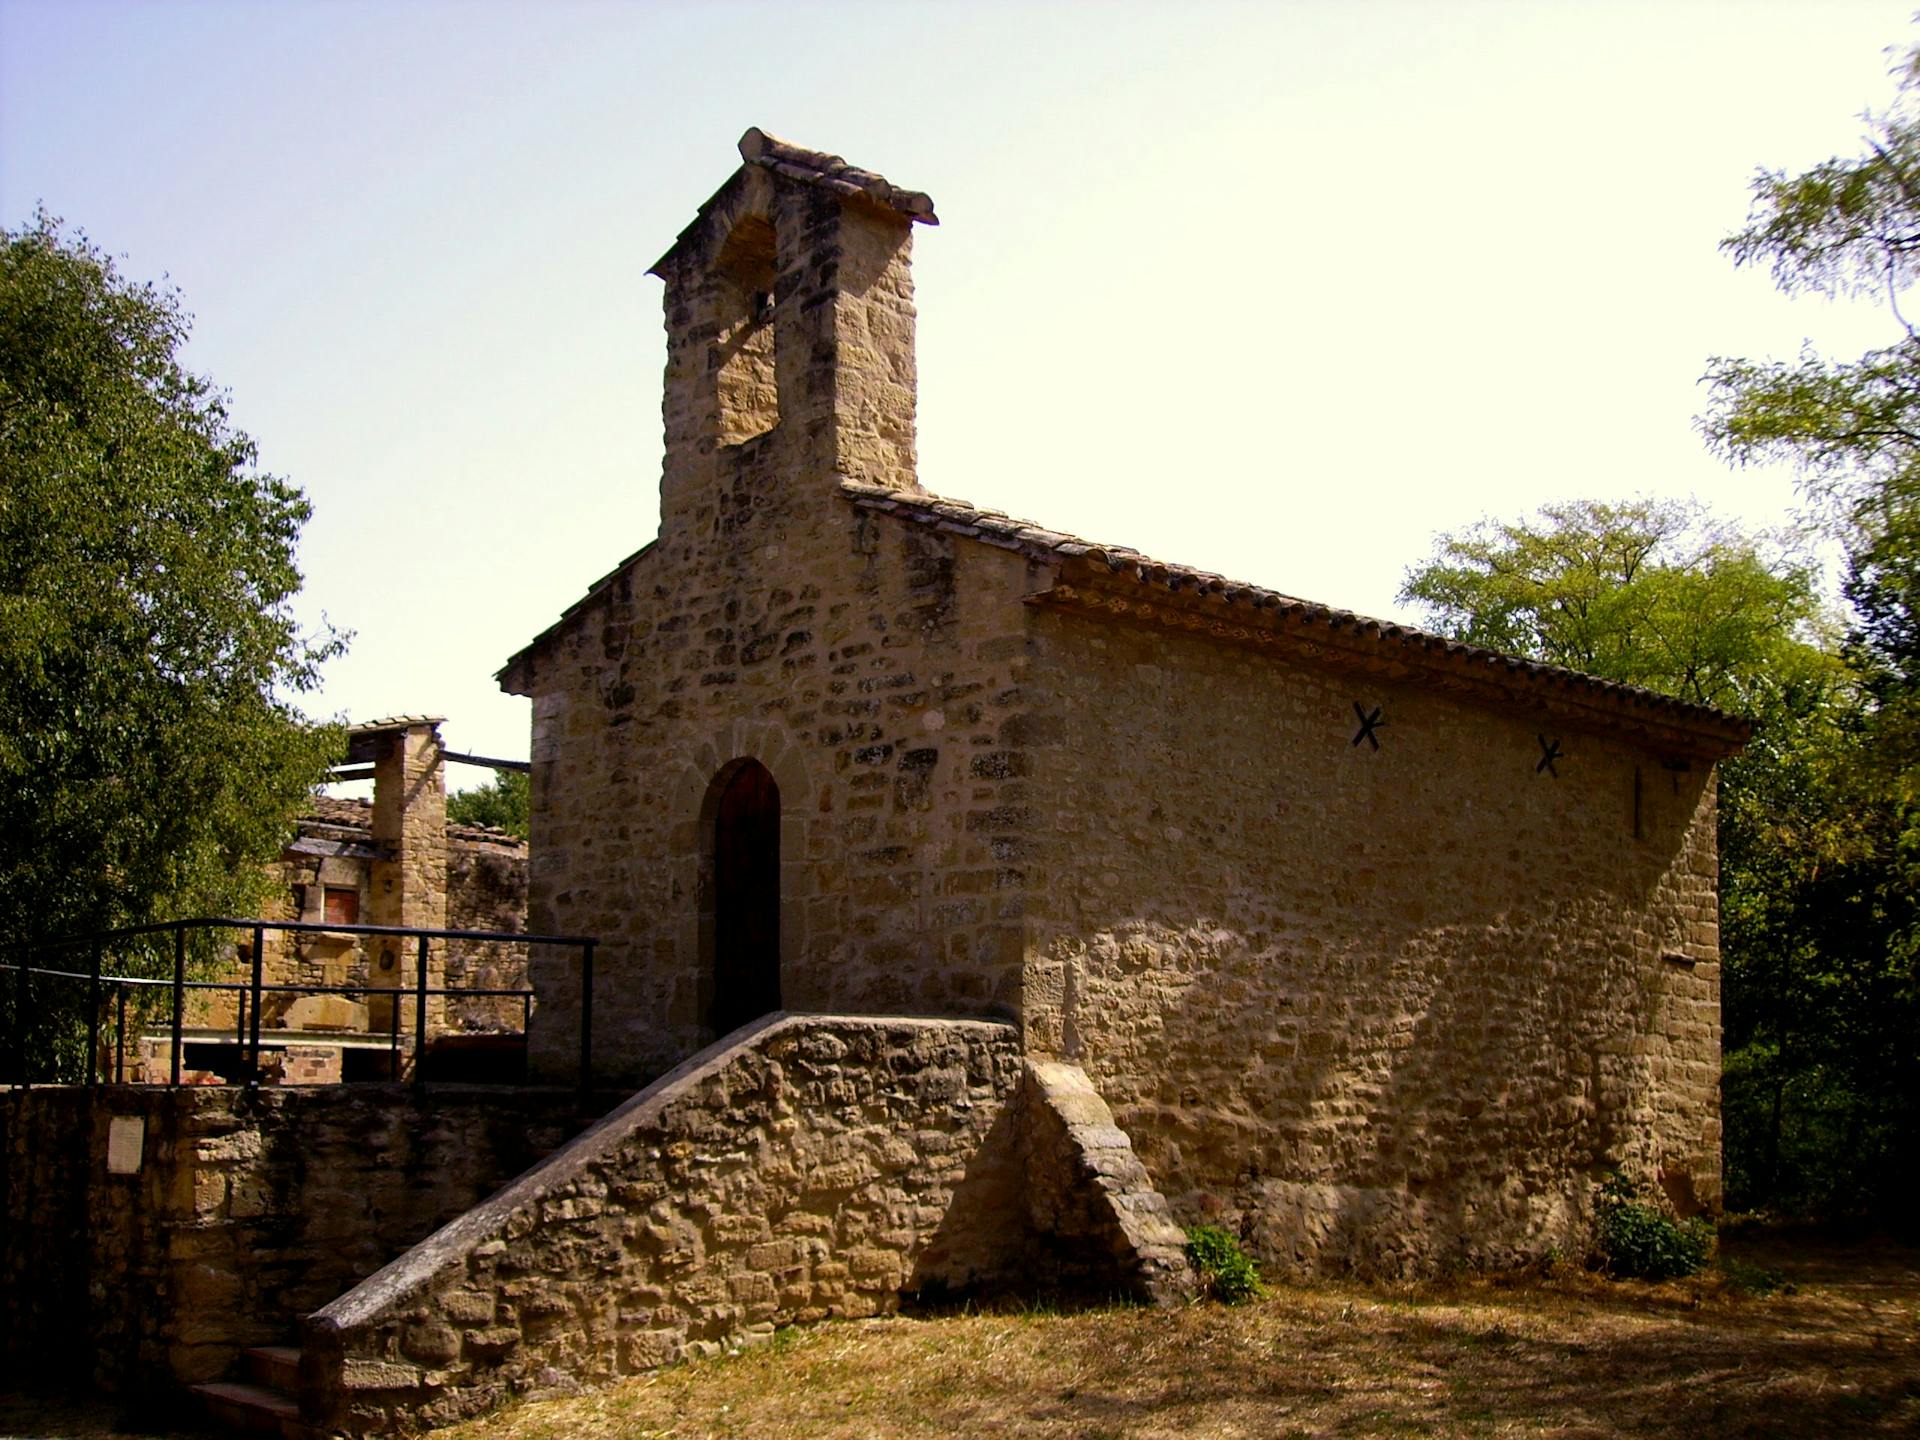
[837,479,1751,749]
[499,539,659,695]
[349,715,445,734]
[296,797,527,852]
[737,128,937,224]
[649,129,937,278]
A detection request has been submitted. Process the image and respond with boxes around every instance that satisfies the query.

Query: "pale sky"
[2,0,1912,785]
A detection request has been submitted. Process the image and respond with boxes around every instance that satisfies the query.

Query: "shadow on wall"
[1048,727,1717,1278]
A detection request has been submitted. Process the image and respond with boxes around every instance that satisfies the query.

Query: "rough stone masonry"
[303,1015,1188,1435]
[499,126,1745,1278]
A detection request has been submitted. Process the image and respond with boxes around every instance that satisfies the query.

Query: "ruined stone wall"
[445,832,531,1032]
[516,170,1039,1086]
[272,844,381,1032]
[1019,605,1723,1277]
[0,1085,577,1395]
[191,818,530,1048]
[306,1016,1027,1436]
[186,881,312,1037]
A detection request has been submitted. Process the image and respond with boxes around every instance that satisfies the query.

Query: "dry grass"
[438,1233,1920,1440]
[4,1233,1915,1439]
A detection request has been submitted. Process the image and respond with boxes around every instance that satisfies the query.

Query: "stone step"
[245,1344,302,1393]
[189,1379,300,1435]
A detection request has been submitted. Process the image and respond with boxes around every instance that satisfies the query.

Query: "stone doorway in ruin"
[710,758,781,1035]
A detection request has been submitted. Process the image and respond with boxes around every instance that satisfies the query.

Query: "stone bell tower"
[647,128,939,539]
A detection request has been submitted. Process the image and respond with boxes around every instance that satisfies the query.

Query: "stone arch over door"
[679,724,815,1042]
[705,757,781,1036]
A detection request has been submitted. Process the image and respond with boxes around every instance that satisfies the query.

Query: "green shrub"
[1717,1256,1789,1296]
[1185,1224,1263,1303]
[1593,1174,1713,1281]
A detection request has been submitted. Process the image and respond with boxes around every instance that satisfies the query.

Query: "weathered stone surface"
[1021,604,1724,1276]
[1020,1061,1194,1303]
[283,995,369,1032]
[0,1084,577,1396]
[304,1015,1033,1437]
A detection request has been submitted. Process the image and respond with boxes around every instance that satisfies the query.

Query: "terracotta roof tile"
[304,795,372,829]
[737,128,938,224]
[295,794,526,852]
[838,479,1749,750]
[446,822,527,852]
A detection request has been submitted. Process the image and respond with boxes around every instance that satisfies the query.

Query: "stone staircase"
[190,1344,305,1436]
[183,1103,614,1436]
[180,1021,1193,1436]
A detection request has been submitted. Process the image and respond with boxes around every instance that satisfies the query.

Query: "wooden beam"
[443,751,531,774]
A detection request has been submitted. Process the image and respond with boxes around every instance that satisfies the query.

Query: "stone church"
[499,128,1742,1278]
[0,130,1750,1436]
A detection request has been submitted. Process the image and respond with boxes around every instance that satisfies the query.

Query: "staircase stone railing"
[303,1014,1193,1436]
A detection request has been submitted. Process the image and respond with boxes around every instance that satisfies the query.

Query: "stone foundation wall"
[306,1016,1030,1435]
[1020,605,1723,1278]
[0,1085,578,1396]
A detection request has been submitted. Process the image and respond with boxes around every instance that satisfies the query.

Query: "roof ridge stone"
[737,128,938,224]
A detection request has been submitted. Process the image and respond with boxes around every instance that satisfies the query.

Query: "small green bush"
[1717,1256,1789,1296]
[1185,1224,1263,1303]
[1593,1174,1713,1281]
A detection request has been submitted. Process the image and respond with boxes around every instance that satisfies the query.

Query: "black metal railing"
[3,917,597,1103]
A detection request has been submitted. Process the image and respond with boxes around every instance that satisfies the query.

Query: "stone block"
[463,1327,522,1361]
[283,994,371,1031]
[441,1290,496,1325]
[622,1330,684,1373]
[342,1360,425,1392]
[402,1322,462,1366]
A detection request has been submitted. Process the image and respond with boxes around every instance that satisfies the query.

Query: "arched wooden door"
[711,759,781,1035]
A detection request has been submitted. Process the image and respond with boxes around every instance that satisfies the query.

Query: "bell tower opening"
[710,758,781,1035]
[712,214,779,447]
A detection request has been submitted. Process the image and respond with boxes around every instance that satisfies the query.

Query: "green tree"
[1,213,341,1075]
[1397,499,1893,1215]
[1397,497,1826,708]
[1700,42,1920,1221]
[447,769,530,840]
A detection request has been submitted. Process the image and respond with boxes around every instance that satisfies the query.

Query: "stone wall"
[517,524,1039,1086]
[1018,602,1723,1277]
[445,830,531,1033]
[305,1016,1030,1435]
[0,1084,578,1395]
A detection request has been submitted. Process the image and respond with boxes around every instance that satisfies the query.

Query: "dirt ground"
[4,1231,1916,1439]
